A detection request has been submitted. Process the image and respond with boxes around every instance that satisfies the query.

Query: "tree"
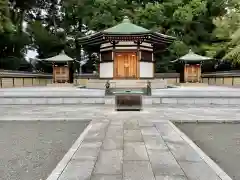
[219,1,240,64]
[223,28,240,63]
[0,0,238,72]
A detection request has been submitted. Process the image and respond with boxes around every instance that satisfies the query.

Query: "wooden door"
[185,65,200,82]
[53,66,69,83]
[115,52,138,79]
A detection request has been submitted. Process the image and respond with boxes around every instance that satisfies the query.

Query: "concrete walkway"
[0,105,235,180]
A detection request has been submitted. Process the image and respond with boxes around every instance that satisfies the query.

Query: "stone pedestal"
[115,94,142,111]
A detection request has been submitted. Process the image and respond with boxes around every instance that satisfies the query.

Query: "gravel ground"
[176,123,240,180]
[0,121,89,180]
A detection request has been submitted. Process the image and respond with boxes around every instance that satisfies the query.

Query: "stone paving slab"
[91,175,122,180]
[124,142,149,161]
[179,161,222,180]
[72,141,102,161]
[58,160,95,180]
[123,161,155,180]
[155,175,188,180]
[143,135,168,150]
[94,150,123,175]
[148,150,185,176]
[124,130,143,142]
[102,137,123,150]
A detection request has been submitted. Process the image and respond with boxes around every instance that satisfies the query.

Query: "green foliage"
[0,0,14,33]
[28,21,64,58]
[223,28,240,63]
[219,1,240,64]
[0,0,239,72]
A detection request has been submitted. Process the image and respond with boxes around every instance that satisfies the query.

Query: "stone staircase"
[86,79,167,89]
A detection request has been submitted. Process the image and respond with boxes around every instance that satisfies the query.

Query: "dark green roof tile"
[178,49,212,62]
[103,16,150,34]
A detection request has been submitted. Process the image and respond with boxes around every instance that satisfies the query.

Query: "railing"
[0,70,52,78]
[0,70,52,88]
[201,71,240,86]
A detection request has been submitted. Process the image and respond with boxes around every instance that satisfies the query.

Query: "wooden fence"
[201,71,240,87]
[3,70,240,88]
[0,70,52,88]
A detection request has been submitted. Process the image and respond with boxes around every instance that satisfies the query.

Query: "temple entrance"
[53,66,70,83]
[114,52,138,79]
[184,64,201,82]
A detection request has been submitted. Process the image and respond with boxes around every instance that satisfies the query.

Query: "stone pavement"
[55,118,223,180]
[0,104,236,180]
[0,104,239,121]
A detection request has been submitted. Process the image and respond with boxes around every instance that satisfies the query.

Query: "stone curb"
[168,121,232,180]
[46,122,93,180]
[0,118,93,121]
[173,120,240,123]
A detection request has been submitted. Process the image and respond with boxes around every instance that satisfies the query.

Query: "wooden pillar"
[197,64,201,83]
[67,61,70,83]
[184,63,188,83]
[112,40,116,79]
[52,62,55,83]
[137,41,140,79]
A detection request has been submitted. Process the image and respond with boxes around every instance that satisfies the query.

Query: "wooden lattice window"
[141,50,152,62]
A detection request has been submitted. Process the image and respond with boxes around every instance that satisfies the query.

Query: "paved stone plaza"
[0,104,237,180]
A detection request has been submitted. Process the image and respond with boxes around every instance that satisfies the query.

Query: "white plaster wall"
[140,62,153,78]
[100,62,113,78]
[101,43,113,48]
[100,48,112,52]
[140,47,153,51]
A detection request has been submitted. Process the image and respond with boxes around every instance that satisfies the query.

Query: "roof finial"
[61,50,65,54]
[123,16,131,23]
[189,49,193,53]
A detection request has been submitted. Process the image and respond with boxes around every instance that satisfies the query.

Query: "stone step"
[85,79,167,89]
[110,80,147,88]
[177,83,208,87]
[47,83,74,87]
[1,96,240,105]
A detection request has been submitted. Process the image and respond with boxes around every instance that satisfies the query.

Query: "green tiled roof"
[172,49,212,62]
[103,16,150,34]
[44,50,74,62]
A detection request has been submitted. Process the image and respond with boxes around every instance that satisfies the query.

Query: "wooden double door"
[184,64,201,82]
[53,66,69,83]
[114,52,138,79]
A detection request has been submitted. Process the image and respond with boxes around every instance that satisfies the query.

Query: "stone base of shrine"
[2,96,240,105]
[47,83,74,87]
[1,86,240,105]
[85,79,167,89]
[177,83,208,87]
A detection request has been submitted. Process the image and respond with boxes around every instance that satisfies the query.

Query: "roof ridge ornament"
[122,16,131,23]
[60,50,65,54]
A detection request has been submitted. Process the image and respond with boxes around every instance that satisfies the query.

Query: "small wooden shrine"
[43,51,74,83]
[173,50,212,83]
[78,16,175,79]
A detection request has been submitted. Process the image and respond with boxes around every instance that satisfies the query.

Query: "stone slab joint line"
[168,121,233,180]
[45,122,93,180]
[153,121,189,179]
[140,121,167,180]
[88,120,111,179]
